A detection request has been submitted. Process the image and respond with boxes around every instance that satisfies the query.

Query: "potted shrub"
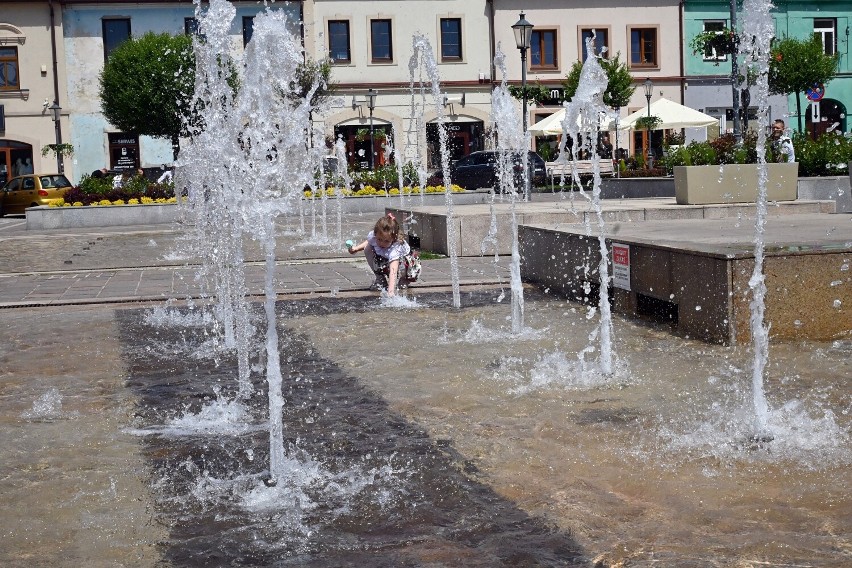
[672,133,798,205]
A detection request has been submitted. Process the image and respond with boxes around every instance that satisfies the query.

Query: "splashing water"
[409,34,461,308]
[176,0,322,485]
[740,0,777,439]
[20,388,78,421]
[556,36,617,376]
[491,45,527,334]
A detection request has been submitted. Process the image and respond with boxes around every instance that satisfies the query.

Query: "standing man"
[771,119,796,163]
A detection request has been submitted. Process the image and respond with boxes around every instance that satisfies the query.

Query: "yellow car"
[0,173,72,216]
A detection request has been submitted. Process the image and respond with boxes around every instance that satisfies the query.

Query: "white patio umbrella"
[528,108,619,135]
[620,97,718,130]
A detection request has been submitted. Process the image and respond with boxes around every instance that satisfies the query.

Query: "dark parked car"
[428,150,546,191]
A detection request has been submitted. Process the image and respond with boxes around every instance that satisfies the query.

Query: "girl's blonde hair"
[374,212,403,243]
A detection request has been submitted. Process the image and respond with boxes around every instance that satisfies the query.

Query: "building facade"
[0,0,69,182]
[684,0,852,141]
[60,0,299,182]
[7,1,844,186]
[492,0,684,160]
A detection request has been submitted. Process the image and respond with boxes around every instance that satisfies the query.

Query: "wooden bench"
[546,159,615,184]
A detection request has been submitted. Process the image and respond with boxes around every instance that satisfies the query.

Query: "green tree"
[99,32,196,160]
[562,52,635,109]
[507,82,552,105]
[287,58,336,109]
[769,35,839,132]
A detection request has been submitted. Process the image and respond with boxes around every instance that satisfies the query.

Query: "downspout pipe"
[48,0,64,173]
[487,0,495,91]
[679,0,686,103]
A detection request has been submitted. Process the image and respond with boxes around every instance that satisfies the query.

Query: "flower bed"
[304,184,464,199]
[50,196,179,207]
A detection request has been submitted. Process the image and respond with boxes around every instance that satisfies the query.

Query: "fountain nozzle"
[263,477,278,487]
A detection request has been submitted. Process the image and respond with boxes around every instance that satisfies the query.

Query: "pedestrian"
[771,119,795,163]
[347,212,411,296]
[598,133,613,159]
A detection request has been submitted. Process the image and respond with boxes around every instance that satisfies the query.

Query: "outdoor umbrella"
[528,108,619,135]
[620,97,718,130]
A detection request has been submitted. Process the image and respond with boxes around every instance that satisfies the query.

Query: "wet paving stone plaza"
[0,213,850,567]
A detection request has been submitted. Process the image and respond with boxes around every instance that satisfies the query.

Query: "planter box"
[674,163,799,205]
[27,203,179,230]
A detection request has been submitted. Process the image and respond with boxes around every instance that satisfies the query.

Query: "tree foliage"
[769,35,839,131]
[287,58,336,109]
[562,52,635,109]
[507,82,553,105]
[768,35,838,97]
[99,32,196,159]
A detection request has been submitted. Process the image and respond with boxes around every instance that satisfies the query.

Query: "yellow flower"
[389,188,399,195]
[128,198,140,205]
[141,196,154,204]
[73,201,83,207]
[98,199,112,206]
[112,199,125,205]
[167,197,177,203]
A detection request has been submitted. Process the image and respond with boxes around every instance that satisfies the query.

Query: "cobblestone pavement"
[0,214,511,307]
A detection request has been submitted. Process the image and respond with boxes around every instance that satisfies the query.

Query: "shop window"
[242,17,254,46]
[0,47,18,90]
[370,19,393,62]
[814,19,836,56]
[702,21,727,61]
[103,18,131,60]
[580,28,608,61]
[629,27,658,68]
[531,29,558,69]
[440,18,462,61]
[329,20,351,63]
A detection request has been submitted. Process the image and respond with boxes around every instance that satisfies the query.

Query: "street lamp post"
[643,78,653,166]
[366,89,377,170]
[512,12,533,134]
[49,101,64,174]
[613,106,620,178]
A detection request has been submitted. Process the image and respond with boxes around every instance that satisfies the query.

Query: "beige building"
[0,0,71,183]
[305,0,496,170]
[492,0,684,159]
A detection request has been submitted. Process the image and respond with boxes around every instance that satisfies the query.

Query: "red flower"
[775,53,783,62]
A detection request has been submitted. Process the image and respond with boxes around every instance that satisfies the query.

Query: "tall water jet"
[177,0,253,399]
[556,37,616,376]
[408,34,461,308]
[491,46,526,333]
[740,0,776,438]
[177,0,322,483]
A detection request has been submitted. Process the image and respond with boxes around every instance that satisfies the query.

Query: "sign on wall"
[612,243,630,291]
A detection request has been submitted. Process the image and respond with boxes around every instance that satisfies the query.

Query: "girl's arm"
[386,259,400,296]
[348,239,369,254]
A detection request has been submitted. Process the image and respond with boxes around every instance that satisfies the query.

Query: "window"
[440,18,462,61]
[242,16,254,47]
[629,27,658,68]
[0,47,19,90]
[702,20,727,60]
[329,20,351,63]
[580,28,608,61]
[185,17,199,36]
[530,29,558,69]
[102,19,131,60]
[370,19,393,62]
[814,19,836,55]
